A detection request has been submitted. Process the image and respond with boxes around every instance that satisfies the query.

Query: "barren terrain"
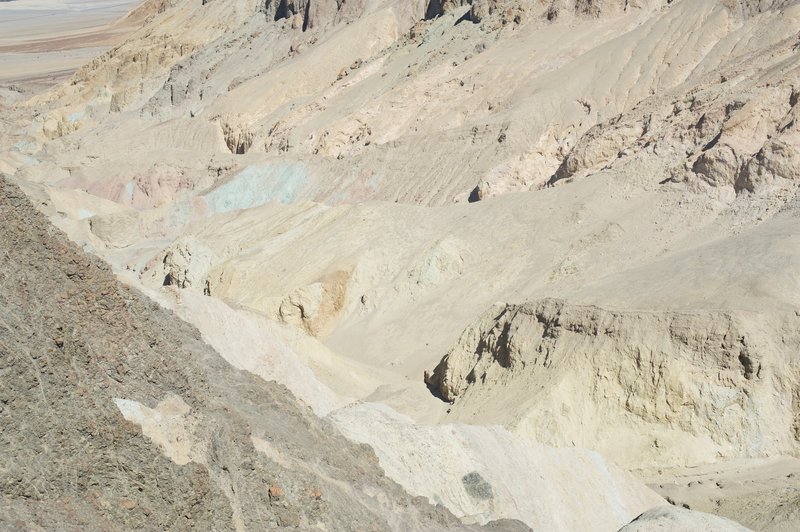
[1,0,799,530]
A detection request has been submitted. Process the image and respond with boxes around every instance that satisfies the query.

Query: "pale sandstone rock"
[741,138,800,191]
[692,144,742,189]
[552,120,645,183]
[276,270,350,336]
[109,84,142,113]
[88,210,142,248]
[426,299,800,467]
[162,236,214,291]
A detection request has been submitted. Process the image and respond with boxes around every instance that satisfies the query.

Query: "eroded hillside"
[2,0,800,529]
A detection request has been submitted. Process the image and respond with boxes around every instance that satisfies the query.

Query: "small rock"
[291,14,303,30]
[120,498,138,510]
[269,484,283,501]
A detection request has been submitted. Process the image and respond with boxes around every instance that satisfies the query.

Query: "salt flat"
[0,0,142,83]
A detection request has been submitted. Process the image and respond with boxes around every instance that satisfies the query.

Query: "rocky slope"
[0,176,532,530]
[0,172,677,530]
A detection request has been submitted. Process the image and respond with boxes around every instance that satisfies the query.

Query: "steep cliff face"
[446,0,667,23]
[263,0,368,30]
[426,299,800,467]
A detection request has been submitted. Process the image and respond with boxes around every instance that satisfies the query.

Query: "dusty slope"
[330,403,661,529]
[7,0,798,201]
[4,0,799,460]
